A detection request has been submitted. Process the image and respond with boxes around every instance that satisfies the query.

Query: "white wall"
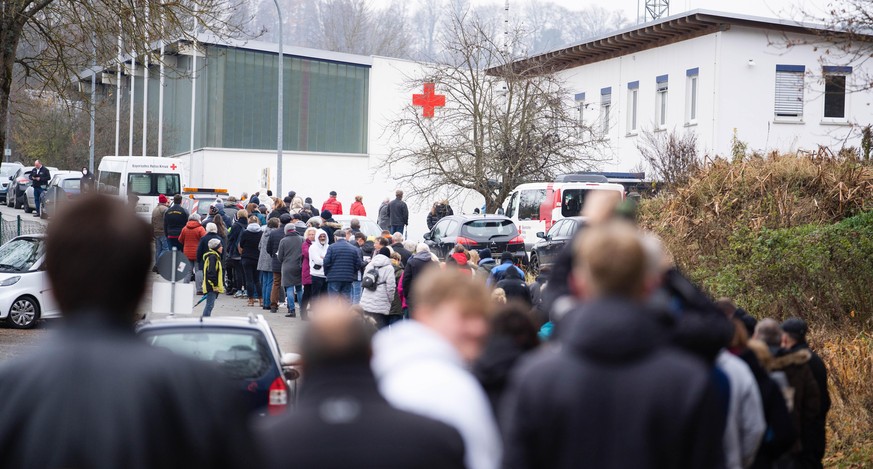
[558,26,873,173]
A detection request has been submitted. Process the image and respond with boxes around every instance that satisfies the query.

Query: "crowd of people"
[0,189,832,469]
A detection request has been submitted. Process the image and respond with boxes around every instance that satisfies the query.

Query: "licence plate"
[136,204,151,213]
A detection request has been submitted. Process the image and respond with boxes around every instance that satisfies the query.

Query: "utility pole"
[273,0,284,196]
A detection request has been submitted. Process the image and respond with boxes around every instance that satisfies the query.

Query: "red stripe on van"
[541,183,555,231]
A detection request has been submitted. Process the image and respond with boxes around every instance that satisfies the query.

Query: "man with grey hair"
[378,197,391,230]
[391,232,412,266]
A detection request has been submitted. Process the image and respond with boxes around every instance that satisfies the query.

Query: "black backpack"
[362,268,380,291]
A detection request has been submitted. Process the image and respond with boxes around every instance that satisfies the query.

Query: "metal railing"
[0,215,46,245]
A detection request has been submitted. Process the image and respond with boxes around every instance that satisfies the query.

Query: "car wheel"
[7,296,40,329]
[15,193,24,210]
[528,252,540,276]
[23,197,32,213]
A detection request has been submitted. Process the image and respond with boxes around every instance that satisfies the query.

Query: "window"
[546,220,564,238]
[823,66,851,120]
[775,65,805,120]
[518,189,547,221]
[574,92,586,124]
[686,68,699,124]
[655,75,668,129]
[505,192,518,218]
[141,329,272,380]
[600,87,612,136]
[627,81,639,133]
[98,171,121,194]
[444,220,460,238]
[431,219,450,240]
[127,173,181,197]
[461,219,518,238]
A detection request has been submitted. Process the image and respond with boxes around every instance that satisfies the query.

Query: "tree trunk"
[0,20,23,158]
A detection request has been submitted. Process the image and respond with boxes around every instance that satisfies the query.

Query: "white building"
[510,10,873,171]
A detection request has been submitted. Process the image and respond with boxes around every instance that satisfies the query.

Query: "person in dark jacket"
[163,194,189,251]
[320,210,342,245]
[501,222,724,469]
[377,197,390,230]
[266,213,291,313]
[745,338,798,469]
[195,222,223,294]
[0,194,257,469]
[225,210,248,297]
[426,199,454,230]
[477,249,497,276]
[238,215,263,306]
[277,223,303,317]
[781,317,830,468]
[390,232,412,266]
[201,238,224,317]
[387,190,409,235]
[488,252,524,285]
[80,167,95,192]
[494,267,532,308]
[28,160,50,217]
[401,244,435,312]
[257,301,465,469]
[323,231,362,299]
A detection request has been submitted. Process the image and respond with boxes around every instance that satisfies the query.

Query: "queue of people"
[0,189,833,469]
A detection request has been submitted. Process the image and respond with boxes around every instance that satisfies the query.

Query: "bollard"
[16,215,21,237]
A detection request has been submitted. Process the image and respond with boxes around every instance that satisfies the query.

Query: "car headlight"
[0,276,21,286]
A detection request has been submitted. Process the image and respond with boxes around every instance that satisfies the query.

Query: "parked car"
[136,314,301,417]
[0,162,23,204]
[180,188,230,221]
[332,215,382,239]
[8,165,58,209]
[39,173,83,219]
[25,170,77,214]
[0,235,59,329]
[529,216,584,275]
[423,214,525,263]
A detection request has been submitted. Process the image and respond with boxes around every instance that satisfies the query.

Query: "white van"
[98,156,186,219]
[503,173,627,250]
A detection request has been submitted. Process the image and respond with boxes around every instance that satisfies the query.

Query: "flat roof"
[495,9,871,75]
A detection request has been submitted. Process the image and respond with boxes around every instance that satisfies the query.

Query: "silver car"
[24,171,77,214]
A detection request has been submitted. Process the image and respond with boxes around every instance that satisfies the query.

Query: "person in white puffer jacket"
[308,229,329,299]
[359,247,397,329]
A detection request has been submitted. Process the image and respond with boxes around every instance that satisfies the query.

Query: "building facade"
[513,10,873,171]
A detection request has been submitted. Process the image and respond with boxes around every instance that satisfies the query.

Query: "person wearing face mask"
[80,167,95,193]
[308,229,330,300]
[371,268,501,469]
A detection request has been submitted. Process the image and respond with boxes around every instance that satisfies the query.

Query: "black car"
[423,214,525,263]
[529,217,584,275]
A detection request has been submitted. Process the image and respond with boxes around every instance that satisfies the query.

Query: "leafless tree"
[636,128,699,186]
[384,12,604,212]
[313,0,412,57]
[0,0,253,155]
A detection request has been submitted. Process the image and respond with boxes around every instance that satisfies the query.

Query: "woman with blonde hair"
[350,195,367,216]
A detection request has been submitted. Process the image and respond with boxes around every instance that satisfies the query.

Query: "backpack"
[362,267,380,291]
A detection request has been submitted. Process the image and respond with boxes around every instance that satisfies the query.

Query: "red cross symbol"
[413,83,445,118]
[170,164,177,171]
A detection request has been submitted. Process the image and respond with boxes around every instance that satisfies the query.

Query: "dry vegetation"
[638,151,873,462]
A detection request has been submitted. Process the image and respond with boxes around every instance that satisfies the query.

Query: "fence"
[0,215,47,245]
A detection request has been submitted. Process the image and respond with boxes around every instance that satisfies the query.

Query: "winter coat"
[309,230,329,279]
[257,227,274,272]
[323,239,362,283]
[226,218,247,261]
[301,239,313,285]
[501,298,726,469]
[472,336,531,416]
[372,321,502,469]
[238,224,263,261]
[391,243,412,266]
[785,342,830,464]
[359,254,396,315]
[387,197,409,227]
[495,278,532,307]
[377,202,390,230]
[267,207,289,221]
[321,197,343,215]
[0,312,257,469]
[202,249,224,294]
[322,218,342,245]
[426,203,453,230]
[360,241,375,274]
[266,225,286,273]
[277,230,303,287]
[489,260,525,285]
[151,204,168,237]
[257,366,465,469]
[741,347,796,469]
[717,350,766,469]
[772,347,822,460]
[223,201,240,221]
[401,251,434,310]
[196,232,223,269]
[477,258,497,277]
[163,204,189,239]
[178,220,206,262]
[389,264,403,316]
[350,201,367,216]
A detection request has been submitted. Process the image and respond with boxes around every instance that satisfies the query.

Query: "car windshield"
[0,165,21,178]
[337,218,382,238]
[0,238,44,272]
[140,328,272,380]
[462,219,518,239]
[128,173,181,197]
[60,178,81,191]
[562,189,620,218]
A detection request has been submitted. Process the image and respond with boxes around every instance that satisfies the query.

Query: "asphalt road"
[0,275,307,363]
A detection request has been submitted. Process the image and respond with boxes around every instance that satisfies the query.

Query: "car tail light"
[268,376,288,415]
[456,236,477,246]
[16,177,28,184]
[508,235,525,245]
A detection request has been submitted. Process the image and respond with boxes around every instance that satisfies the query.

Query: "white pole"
[189,12,198,161]
[273,0,283,196]
[115,25,121,157]
[142,3,150,157]
[158,10,165,158]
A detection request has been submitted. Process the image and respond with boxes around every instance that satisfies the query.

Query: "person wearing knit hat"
[201,237,224,317]
[158,194,168,205]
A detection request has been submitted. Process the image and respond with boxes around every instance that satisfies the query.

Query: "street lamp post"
[273,0,283,196]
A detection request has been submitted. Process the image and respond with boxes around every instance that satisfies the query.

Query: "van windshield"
[562,189,620,217]
[128,173,181,197]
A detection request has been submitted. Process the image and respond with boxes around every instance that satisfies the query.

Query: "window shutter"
[775,67,804,117]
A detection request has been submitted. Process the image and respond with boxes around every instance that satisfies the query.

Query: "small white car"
[0,235,59,329]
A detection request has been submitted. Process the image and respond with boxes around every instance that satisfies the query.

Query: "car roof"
[137,315,271,332]
[444,214,513,222]
[12,234,46,241]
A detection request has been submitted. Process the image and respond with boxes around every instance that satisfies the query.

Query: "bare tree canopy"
[636,129,699,187]
[385,13,604,212]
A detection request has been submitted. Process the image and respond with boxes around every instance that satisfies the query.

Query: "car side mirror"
[423,232,432,240]
[535,231,545,239]
[281,352,301,367]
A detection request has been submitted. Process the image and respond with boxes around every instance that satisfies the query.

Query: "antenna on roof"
[503,0,510,56]
[640,0,669,23]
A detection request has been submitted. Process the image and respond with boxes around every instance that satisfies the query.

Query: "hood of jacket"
[451,252,469,266]
[478,257,496,266]
[246,223,261,232]
[370,253,392,268]
[314,229,329,246]
[560,298,666,363]
[284,228,301,238]
[772,348,812,369]
[371,321,465,379]
[185,220,202,229]
[411,251,432,262]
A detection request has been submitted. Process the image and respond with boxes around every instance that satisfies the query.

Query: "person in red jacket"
[350,195,367,217]
[321,191,343,215]
[178,213,207,262]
